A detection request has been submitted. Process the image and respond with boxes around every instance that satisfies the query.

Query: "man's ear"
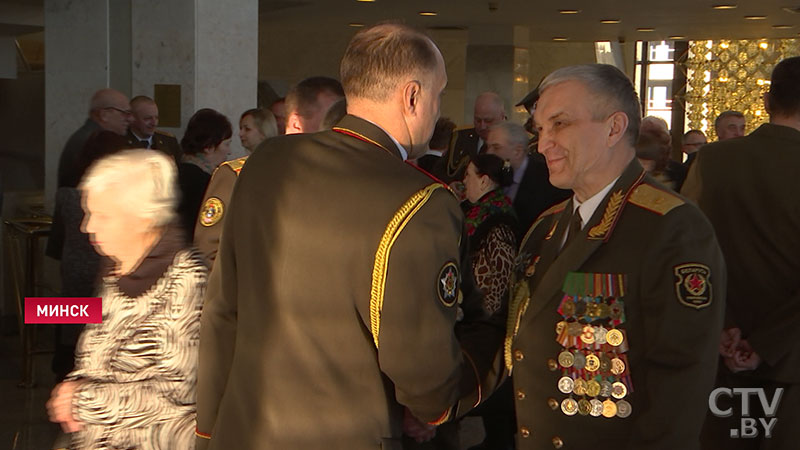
[403,81,422,115]
[763,92,772,115]
[606,111,630,147]
[286,112,304,134]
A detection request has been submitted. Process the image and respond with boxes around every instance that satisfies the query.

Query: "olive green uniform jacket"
[683,123,800,448]
[507,160,726,450]
[196,116,497,450]
[193,157,247,266]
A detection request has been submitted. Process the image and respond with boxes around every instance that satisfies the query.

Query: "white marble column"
[464,25,530,125]
[44,0,111,209]
[131,0,257,158]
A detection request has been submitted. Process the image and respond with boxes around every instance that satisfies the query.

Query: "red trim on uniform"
[406,161,449,187]
[195,427,211,439]
[427,406,453,426]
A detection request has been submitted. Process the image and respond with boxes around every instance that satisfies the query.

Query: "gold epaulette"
[153,129,175,138]
[628,183,684,215]
[221,156,248,175]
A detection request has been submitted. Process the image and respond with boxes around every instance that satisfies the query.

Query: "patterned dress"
[67,230,207,450]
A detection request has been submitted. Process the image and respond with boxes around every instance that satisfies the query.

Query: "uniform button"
[552,436,564,448]
[514,349,524,361]
[520,427,531,438]
[516,389,526,400]
[547,359,558,371]
[547,398,559,410]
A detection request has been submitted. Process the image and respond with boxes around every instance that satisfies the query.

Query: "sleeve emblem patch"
[437,262,459,307]
[674,263,712,309]
[200,197,224,227]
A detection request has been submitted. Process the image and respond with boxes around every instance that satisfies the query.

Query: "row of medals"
[555,298,632,419]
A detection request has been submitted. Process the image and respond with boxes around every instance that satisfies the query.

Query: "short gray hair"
[539,64,642,146]
[490,121,528,148]
[714,110,744,130]
[80,149,178,227]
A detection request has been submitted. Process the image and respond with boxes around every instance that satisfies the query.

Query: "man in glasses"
[56,88,133,189]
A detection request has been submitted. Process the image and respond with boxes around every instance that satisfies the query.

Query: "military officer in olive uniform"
[684,56,800,450]
[505,64,726,450]
[196,24,502,450]
[126,95,182,162]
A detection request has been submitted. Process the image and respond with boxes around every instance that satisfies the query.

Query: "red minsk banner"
[24,297,102,324]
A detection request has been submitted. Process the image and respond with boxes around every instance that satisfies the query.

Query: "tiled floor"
[0,328,63,450]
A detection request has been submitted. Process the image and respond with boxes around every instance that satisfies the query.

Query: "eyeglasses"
[104,106,132,115]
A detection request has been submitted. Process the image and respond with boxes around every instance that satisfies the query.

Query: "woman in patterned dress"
[460,153,518,450]
[47,149,207,450]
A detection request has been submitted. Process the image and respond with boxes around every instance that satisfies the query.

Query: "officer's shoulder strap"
[628,182,684,216]
[220,156,249,175]
[153,129,175,138]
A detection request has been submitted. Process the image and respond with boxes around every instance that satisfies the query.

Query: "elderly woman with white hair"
[46,149,207,450]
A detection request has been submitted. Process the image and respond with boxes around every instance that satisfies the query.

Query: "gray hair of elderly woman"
[539,64,642,146]
[80,149,178,227]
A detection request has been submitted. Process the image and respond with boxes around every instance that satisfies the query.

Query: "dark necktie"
[562,208,583,251]
[140,139,150,149]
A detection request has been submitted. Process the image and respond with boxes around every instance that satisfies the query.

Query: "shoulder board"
[628,183,684,215]
[221,157,248,175]
[154,129,175,138]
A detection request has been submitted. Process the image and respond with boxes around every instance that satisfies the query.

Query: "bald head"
[88,88,132,136]
[474,92,506,141]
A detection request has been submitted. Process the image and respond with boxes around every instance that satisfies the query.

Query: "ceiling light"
[712,4,737,9]
[348,23,365,27]
[355,0,375,2]
[559,9,581,14]
[418,11,437,16]
[772,24,793,29]
[719,41,730,48]
[636,27,655,32]
[759,42,769,49]
[552,37,569,41]
[668,36,686,40]
[719,76,729,82]
[744,15,767,20]
[600,19,621,24]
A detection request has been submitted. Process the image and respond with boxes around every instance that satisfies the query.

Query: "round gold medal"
[590,399,604,417]
[585,354,600,372]
[577,399,592,416]
[602,399,618,418]
[611,381,628,399]
[557,376,575,394]
[616,400,632,418]
[558,351,575,368]
[586,379,601,397]
[573,378,588,396]
[555,321,567,335]
[606,329,624,347]
[611,357,626,375]
[561,398,578,416]
[200,197,224,227]
[580,325,596,344]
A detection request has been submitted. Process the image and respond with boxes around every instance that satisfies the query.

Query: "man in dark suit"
[507,64,725,450]
[684,56,800,450]
[126,95,182,162]
[415,117,455,175]
[486,121,571,235]
[439,92,506,182]
[196,24,503,450]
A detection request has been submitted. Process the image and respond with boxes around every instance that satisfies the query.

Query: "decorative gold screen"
[685,39,800,139]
